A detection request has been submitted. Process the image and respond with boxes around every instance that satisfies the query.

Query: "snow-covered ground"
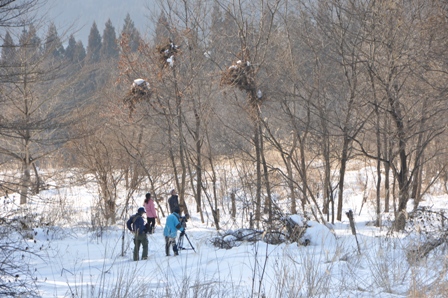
[2,167,448,297]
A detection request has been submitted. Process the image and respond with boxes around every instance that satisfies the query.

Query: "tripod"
[177,231,196,253]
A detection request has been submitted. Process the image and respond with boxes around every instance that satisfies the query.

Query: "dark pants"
[146,217,156,234]
[165,236,178,256]
[133,234,148,261]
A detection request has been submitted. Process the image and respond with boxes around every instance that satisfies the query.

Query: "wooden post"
[346,210,361,254]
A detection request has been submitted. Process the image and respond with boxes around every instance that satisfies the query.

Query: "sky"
[3,165,448,297]
[43,0,158,45]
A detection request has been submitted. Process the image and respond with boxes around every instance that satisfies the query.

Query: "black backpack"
[126,214,139,232]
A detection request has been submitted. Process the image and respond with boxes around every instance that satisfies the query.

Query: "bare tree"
[0,20,83,204]
[0,2,56,296]
[218,0,282,227]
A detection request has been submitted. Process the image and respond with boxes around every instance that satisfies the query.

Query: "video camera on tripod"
[177,214,195,253]
[180,214,189,229]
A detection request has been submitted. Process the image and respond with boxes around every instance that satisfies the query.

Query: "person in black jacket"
[126,207,148,261]
[168,189,180,214]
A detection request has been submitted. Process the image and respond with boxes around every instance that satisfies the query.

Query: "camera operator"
[163,207,184,256]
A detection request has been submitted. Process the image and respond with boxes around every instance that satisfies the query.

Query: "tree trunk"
[207,152,218,227]
[286,155,297,214]
[260,121,272,222]
[231,192,236,219]
[20,161,31,205]
[383,120,392,213]
[375,104,382,227]
[384,161,390,212]
[411,162,423,211]
[337,136,350,221]
[411,99,427,210]
[32,162,40,194]
[193,105,204,222]
[253,112,262,228]
[389,92,409,230]
[321,113,331,220]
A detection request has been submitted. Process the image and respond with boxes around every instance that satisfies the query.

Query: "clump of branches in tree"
[220,49,256,93]
[122,39,181,115]
[123,78,153,115]
[155,39,180,68]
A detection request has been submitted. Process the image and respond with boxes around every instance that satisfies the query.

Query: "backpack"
[126,214,139,232]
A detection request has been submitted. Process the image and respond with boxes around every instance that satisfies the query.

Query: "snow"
[167,55,174,67]
[302,220,337,248]
[289,214,304,226]
[2,167,448,297]
[132,79,150,90]
[133,78,146,86]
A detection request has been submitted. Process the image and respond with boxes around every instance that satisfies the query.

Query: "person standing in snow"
[163,207,184,256]
[143,192,157,234]
[126,207,148,261]
[168,189,180,214]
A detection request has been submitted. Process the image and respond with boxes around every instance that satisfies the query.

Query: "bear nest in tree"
[123,78,153,114]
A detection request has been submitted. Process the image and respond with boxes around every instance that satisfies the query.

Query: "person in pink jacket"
[143,193,158,234]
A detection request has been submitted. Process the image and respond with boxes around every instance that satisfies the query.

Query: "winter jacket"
[127,213,146,236]
[144,199,157,218]
[163,212,184,238]
[168,195,179,213]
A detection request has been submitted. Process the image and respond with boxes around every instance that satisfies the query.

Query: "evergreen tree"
[209,5,239,63]
[65,34,76,61]
[121,13,141,52]
[73,40,86,63]
[20,24,41,48]
[1,31,16,64]
[154,11,171,44]
[44,23,65,59]
[19,24,41,61]
[208,2,223,60]
[100,19,119,60]
[65,34,85,64]
[86,21,101,63]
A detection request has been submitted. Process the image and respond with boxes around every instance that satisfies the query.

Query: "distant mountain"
[43,0,158,44]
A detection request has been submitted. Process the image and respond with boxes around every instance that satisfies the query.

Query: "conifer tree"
[65,34,86,65]
[154,11,170,44]
[19,24,41,62]
[121,13,141,52]
[100,19,119,60]
[74,40,86,63]
[44,22,65,59]
[1,31,16,65]
[86,21,101,63]
[65,34,76,61]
